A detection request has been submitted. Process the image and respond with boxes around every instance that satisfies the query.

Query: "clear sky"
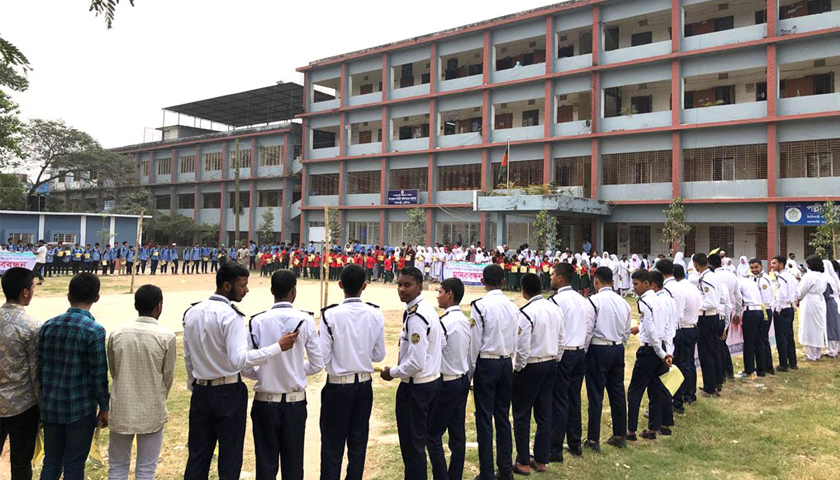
[4,0,557,148]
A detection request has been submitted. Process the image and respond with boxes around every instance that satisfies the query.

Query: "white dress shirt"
[391,296,443,380]
[696,269,723,313]
[243,302,325,394]
[738,277,764,311]
[548,286,595,351]
[514,296,563,372]
[319,297,386,377]
[662,278,685,329]
[637,290,667,360]
[440,306,470,377]
[716,269,741,321]
[677,278,701,327]
[774,270,799,311]
[753,273,774,308]
[588,287,631,345]
[182,294,282,389]
[469,289,520,376]
[655,289,677,355]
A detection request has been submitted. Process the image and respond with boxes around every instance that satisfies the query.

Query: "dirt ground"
[1,273,497,480]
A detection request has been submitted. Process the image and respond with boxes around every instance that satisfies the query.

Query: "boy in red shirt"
[384,254,394,284]
[365,252,375,283]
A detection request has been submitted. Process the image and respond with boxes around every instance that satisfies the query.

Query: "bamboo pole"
[129,211,144,294]
[321,205,330,310]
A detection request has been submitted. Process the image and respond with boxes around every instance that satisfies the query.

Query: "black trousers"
[251,399,307,480]
[71,261,81,274]
[211,261,218,273]
[250,256,256,270]
[762,310,775,372]
[774,307,797,368]
[202,260,208,274]
[551,349,586,455]
[160,261,168,273]
[184,382,248,480]
[33,263,44,282]
[125,261,133,274]
[512,361,555,465]
[585,344,626,442]
[742,310,766,375]
[171,259,179,274]
[428,376,469,480]
[627,346,667,432]
[0,405,39,480]
[697,314,724,394]
[396,379,441,480]
[320,379,373,480]
[150,259,158,275]
[673,327,698,409]
[654,362,673,429]
[473,357,513,480]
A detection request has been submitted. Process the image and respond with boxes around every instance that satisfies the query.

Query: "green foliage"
[146,214,218,246]
[257,209,276,244]
[532,209,559,251]
[200,223,219,246]
[0,173,26,210]
[404,208,427,247]
[662,197,691,255]
[89,0,135,28]
[327,206,342,245]
[110,188,152,215]
[810,201,840,259]
[0,36,30,159]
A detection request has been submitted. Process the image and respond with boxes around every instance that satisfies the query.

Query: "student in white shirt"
[750,258,776,374]
[320,264,386,480]
[468,265,520,480]
[244,270,324,480]
[650,270,677,436]
[770,255,799,371]
[692,253,725,397]
[626,269,671,442]
[672,265,701,412]
[381,266,442,480]
[428,277,471,480]
[585,267,631,450]
[511,274,563,475]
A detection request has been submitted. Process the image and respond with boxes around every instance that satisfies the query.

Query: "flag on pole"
[496,139,511,187]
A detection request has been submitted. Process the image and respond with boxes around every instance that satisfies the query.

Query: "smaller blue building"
[0,211,149,247]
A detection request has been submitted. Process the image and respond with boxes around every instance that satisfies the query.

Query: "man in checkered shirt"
[38,273,109,480]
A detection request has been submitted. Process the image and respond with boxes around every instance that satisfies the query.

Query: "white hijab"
[736,256,750,278]
[673,251,686,269]
[629,254,641,270]
[824,260,840,296]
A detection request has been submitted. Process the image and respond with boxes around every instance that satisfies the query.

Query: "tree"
[109,187,152,215]
[327,206,342,246]
[89,0,136,28]
[257,209,276,244]
[0,173,26,210]
[0,37,29,159]
[405,208,427,247]
[810,201,840,259]
[532,209,558,251]
[662,197,691,255]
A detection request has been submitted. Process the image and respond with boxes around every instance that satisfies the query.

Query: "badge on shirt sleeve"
[704,287,710,293]
[518,326,522,335]
[411,333,420,344]
[408,304,418,315]
[762,284,768,290]
[470,318,476,328]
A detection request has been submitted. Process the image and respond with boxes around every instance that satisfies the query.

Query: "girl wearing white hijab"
[823,260,840,357]
[736,256,750,278]
[629,254,641,272]
[673,251,686,270]
[799,256,828,361]
[610,254,620,275]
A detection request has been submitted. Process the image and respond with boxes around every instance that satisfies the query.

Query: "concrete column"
[496,213,507,247]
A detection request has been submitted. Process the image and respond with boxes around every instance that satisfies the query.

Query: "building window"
[684,229,696,255]
[53,233,76,244]
[436,222,480,246]
[346,171,382,194]
[203,152,223,172]
[804,226,820,257]
[438,164,481,191]
[228,192,250,208]
[9,233,34,245]
[309,173,340,196]
[140,159,150,177]
[155,195,170,209]
[156,158,171,176]
[230,149,251,169]
[631,31,653,46]
[179,155,196,173]
[709,226,735,255]
[554,156,591,191]
[602,151,672,185]
[491,160,544,188]
[389,222,406,245]
[683,145,768,182]
[780,138,840,178]
[629,225,651,255]
[347,222,380,244]
[390,168,428,191]
[602,223,618,255]
[178,194,195,209]
[259,145,282,167]
[258,190,282,207]
[202,192,222,208]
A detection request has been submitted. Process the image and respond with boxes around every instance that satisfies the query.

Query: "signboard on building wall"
[387,189,419,206]
[783,202,830,226]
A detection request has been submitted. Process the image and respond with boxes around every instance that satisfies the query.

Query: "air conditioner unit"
[639,19,648,27]
[501,47,508,53]
[474,53,481,59]
[815,59,826,67]
[403,117,410,121]
[528,99,536,105]
[639,83,648,90]
[363,75,369,81]
[719,3,729,10]
[529,41,537,48]
[719,73,729,80]
[501,103,508,109]
[558,94,568,101]
[560,35,568,42]
[473,107,481,112]
[425,63,430,68]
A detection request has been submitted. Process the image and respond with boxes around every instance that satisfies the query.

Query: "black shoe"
[658,427,672,436]
[548,452,564,463]
[790,364,799,370]
[583,439,601,452]
[776,365,789,372]
[626,433,638,442]
[767,368,776,375]
[565,445,583,457]
[640,430,657,440]
[757,372,766,377]
[606,435,627,448]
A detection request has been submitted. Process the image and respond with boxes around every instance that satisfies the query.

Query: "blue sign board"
[783,202,828,226]
[387,189,419,206]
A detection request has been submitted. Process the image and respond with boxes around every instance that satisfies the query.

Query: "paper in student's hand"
[660,365,685,396]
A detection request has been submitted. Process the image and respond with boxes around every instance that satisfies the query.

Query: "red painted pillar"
[767,44,777,119]
[767,0,778,38]
[590,138,599,199]
[591,6,600,67]
[671,132,681,198]
[671,0,681,53]
[767,204,778,261]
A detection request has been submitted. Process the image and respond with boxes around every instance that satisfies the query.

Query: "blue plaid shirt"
[38,307,109,424]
